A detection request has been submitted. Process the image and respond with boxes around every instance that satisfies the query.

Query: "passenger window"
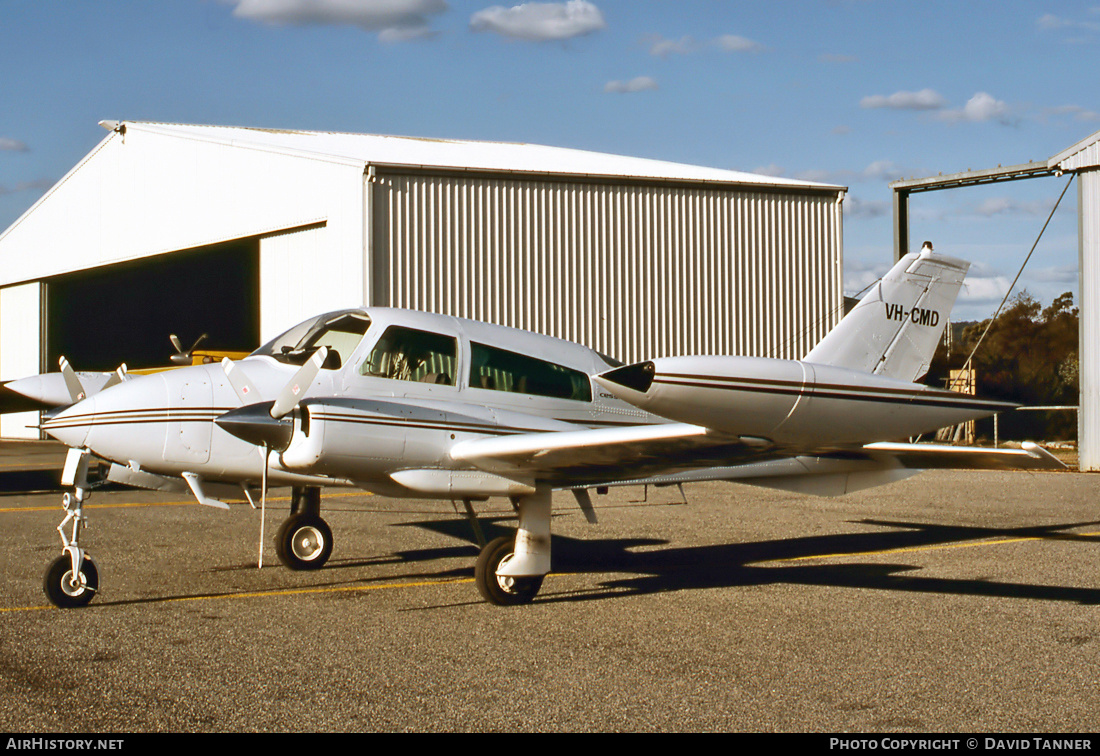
[360,326,457,386]
[470,342,592,402]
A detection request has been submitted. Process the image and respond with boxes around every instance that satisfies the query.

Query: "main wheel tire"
[43,554,99,608]
[474,535,544,606]
[275,514,333,571]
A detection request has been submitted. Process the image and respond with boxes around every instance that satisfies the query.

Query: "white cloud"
[1037,12,1100,33]
[715,34,764,53]
[971,197,1053,217]
[938,92,1013,124]
[843,196,890,219]
[647,34,697,57]
[0,178,53,196]
[1031,264,1078,284]
[843,259,892,296]
[229,0,448,39]
[959,274,1012,306]
[470,1,605,41]
[645,33,763,57]
[604,76,657,93]
[793,169,835,183]
[861,160,907,182]
[860,89,946,111]
[751,163,786,177]
[0,137,28,152]
[1045,104,1100,122]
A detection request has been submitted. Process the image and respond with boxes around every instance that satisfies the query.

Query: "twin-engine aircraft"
[9,244,1063,608]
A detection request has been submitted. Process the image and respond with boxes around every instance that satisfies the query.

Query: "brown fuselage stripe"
[653,374,1010,412]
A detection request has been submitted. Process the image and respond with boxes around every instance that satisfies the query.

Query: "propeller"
[58,356,129,404]
[216,346,328,448]
[170,333,208,365]
[59,357,86,403]
[215,346,329,569]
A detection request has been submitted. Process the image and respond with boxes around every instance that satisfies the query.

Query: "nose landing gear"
[44,449,98,608]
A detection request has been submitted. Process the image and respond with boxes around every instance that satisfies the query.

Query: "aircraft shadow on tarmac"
[401,514,1100,607]
[84,512,1100,609]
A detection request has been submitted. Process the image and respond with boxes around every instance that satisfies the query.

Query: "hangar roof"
[111,121,843,192]
[1049,128,1100,173]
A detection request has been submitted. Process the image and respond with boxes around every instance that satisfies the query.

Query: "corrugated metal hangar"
[0,121,846,439]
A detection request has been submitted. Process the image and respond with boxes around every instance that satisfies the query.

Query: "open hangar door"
[45,238,260,372]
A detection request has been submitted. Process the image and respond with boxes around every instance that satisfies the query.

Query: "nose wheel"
[44,449,99,608]
[43,553,99,608]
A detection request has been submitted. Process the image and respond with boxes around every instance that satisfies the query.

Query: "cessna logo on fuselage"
[885,303,940,326]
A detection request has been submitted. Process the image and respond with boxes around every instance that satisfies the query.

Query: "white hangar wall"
[371,171,842,364]
[0,122,368,330]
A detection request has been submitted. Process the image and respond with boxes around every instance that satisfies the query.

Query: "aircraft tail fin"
[803,243,969,382]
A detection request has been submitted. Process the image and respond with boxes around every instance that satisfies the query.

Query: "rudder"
[804,243,969,382]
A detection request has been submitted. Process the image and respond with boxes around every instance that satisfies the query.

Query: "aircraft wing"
[858,440,1065,471]
[450,427,1066,494]
[449,423,778,484]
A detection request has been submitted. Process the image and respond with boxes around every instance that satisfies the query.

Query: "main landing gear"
[44,449,98,608]
[472,486,552,606]
[275,487,333,570]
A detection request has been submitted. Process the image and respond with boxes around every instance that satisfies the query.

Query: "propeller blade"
[101,363,128,392]
[270,347,328,419]
[169,334,184,353]
[222,357,259,404]
[58,357,86,403]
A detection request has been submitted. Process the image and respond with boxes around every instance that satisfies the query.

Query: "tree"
[931,291,1079,441]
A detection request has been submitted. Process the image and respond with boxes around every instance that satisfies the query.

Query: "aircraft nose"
[4,374,72,409]
[40,395,96,448]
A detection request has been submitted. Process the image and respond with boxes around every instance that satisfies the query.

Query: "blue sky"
[2,0,1098,321]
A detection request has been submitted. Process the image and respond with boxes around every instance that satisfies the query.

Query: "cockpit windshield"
[251,310,372,368]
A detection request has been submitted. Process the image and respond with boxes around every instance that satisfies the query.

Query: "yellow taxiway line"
[1,576,475,613]
[0,490,370,513]
[751,529,1100,565]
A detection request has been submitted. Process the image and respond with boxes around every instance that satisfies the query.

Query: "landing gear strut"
[275,487,333,570]
[473,486,551,606]
[475,536,543,605]
[44,449,98,608]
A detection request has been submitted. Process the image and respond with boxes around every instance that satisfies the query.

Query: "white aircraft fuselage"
[39,307,1010,501]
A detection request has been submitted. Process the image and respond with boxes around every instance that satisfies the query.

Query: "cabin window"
[360,326,457,386]
[253,311,371,369]
[469,342,592,402]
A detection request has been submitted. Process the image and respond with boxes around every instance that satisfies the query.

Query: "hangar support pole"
[893,188,910,261]
[1078,169,1100,471]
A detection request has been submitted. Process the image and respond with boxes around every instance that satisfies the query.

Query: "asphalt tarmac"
[1,441,1098,733]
